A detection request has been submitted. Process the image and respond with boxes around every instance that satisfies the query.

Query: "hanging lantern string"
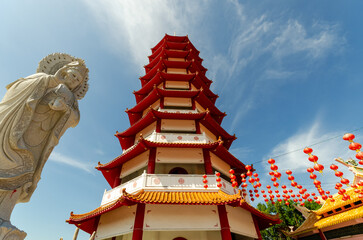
[249,126,363,165]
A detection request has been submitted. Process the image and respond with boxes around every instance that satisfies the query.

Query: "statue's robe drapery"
[0,73,79,202]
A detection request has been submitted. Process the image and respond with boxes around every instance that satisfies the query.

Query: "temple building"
[288,158,363,240]
[67,34,280,240]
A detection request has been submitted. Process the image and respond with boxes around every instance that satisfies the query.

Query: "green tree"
[257,200,321,240]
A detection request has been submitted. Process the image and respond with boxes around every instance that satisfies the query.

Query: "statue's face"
[58,63,85,90]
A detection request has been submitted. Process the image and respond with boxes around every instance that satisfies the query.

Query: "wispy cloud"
[49,151,94,174]
[210,2,344,132]
[81,0,206,68]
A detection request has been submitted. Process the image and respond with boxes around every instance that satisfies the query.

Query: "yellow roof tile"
[314,205,363,229]
[314,187,362,215]
[123,190,241,205]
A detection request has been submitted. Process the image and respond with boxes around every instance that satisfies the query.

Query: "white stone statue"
[0,53,89,239]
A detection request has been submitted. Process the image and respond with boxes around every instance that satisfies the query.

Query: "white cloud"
[49,151,94,174]
[82,0,206,68]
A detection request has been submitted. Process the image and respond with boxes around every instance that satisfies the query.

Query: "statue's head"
[37,53,89,100]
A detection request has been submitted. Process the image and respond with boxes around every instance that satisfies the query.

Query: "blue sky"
[1,1,363,239]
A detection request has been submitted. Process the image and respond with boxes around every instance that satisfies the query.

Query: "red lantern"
[273,182,279,188]
[303,147,313,154]
[307,168,314,173]
[270,164,278,171]
[245,165,252,171]
[203,179,208,184]
[308,155,318,163]
[216,172,221,177]
[310,173,317,179]
[217,183,222,188]
[253,173,258,177]
[356,152,363,160]
[286,170,292,175]
[229,169,235,174]
[204,184,208,189]
[343,133,355,141]
[330,164,338,171]
[268,158,275,164]
[341,178,350,185]
[335,171,343,177]
[349,142,362,151]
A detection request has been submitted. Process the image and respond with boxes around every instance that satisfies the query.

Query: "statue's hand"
[49,97,68,111]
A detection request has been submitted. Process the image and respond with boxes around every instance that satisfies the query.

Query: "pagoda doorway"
[169,167,188,174]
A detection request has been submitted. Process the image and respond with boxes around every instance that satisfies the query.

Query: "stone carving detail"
[0,53,89,239]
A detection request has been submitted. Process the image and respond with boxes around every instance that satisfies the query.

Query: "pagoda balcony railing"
[144,132,213,144]
[100,172,239,206]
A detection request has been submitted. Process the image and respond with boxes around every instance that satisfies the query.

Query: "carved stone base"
[0,219,26,240]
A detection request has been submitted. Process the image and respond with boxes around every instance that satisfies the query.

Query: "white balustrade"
[100,173,238,206]
[145,132,210,144]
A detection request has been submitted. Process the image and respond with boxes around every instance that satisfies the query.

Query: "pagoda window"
[344,204,352,209]
[155,163,204,175]
[160,119,196,133]
[165,81,189,90]
[167,68,187,74]
[335,207,342,212]
[354,200,362,206]
[142,100,160,117]
[164,97,192,108]
[169,167,188,174]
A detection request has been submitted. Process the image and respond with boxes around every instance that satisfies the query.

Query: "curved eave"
[116,109,207,149]
[127,89,225,126]
[97,139,220,171]
[212,142,246,173]
[151,34,189,53]
[66,196,135,234]
[126,88,201,125]
[149,40,200,61]
[145,49,200,73]
[135,72,217,105]
[116,109,234,150]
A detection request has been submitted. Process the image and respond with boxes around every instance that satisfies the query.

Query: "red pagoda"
[67,34,280,240]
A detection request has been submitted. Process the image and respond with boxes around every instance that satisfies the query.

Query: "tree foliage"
[257,200,321,240]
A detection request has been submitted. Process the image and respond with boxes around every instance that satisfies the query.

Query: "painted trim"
[132,203,145,240]
[217,205,232,240]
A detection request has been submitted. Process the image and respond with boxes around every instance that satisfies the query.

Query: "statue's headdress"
[37,53,89,100]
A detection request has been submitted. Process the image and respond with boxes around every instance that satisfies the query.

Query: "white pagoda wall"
[143,230,222,240]
[135,122,156,141]
[95,205,136,240]
[164,97,192,108]
[142,100,160,117]
[120,151,149,178]
[161,119,196,132]
[143,205,220,231]
[165,80,189,89]
[210,153,230,176]
[156,147,203,164]
[200,124,217,142]
[226,205,258,239]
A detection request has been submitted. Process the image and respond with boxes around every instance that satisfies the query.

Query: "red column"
[203,149,213,174]
[147,148,156,174]
[132,203,146,240]
[195,120,201,134]
[318,229,327,240]
[156,119,161,133]
[252,215,263,240]
[217,205,232,240]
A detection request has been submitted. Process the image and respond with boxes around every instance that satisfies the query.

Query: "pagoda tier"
[126,87,225,125]
[144,49,203,74]
[134,72,218,104]
[116,108,235,150]
[67,35,280,240]
[96,138,243,188]
[67,188,280,236]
